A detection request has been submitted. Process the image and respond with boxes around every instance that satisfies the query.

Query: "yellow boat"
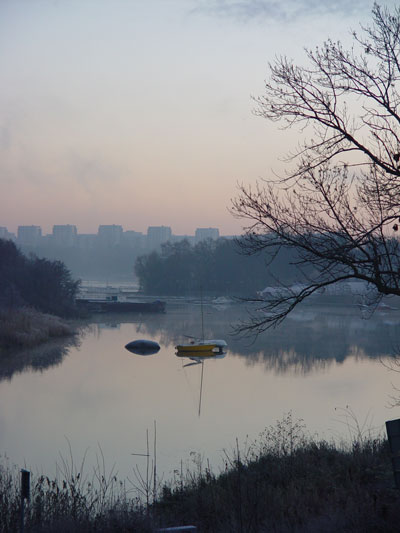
[175,343,217,353]
[176,291,227,355]
[176,349,218,358]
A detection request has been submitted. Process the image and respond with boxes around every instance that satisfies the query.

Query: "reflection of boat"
[177,351,226,361]
[177,351,226,416]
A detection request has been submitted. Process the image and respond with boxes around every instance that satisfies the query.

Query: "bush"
[0,239,80,317]
[0,307,76,349]
[0,414,398,531]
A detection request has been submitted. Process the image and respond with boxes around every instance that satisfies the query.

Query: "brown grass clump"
[153,413,399,532]
[0,307,76,349]
[0,450,151,533]
[0,414,398,532]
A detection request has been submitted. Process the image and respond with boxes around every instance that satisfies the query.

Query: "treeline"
[134,238,307,296]
[0,239,80,317]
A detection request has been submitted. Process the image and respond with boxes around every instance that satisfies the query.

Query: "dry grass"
[153,413,399,532]
[0,412,398,532]
[0,450,151,533]
[0,307,76,349]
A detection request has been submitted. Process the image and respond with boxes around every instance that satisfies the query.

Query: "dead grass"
[0,410,398,532]
[153,413,399,532]
[0,307,76,349]
[0,450,151,533]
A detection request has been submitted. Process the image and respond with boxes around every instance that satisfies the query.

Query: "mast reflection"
[176,351,226,417]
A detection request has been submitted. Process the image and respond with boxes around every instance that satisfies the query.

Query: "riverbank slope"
[0,307,77,350]
[0,416,398,532]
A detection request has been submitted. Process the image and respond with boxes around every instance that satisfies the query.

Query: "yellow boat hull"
[176,350,218,358]
[175,343,216,353]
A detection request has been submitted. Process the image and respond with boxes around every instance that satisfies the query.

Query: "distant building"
[123,230,145,249]
[52,224,77,246]
[41,234,54,246]
[195,227,219,244]
[147,226,172,250]
[98,225,123,246]
[17,225,42,246]
[0,226,14,241]
[77,234,98,250]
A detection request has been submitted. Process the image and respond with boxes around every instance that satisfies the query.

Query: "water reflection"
[4,302,396,381]
[1,301,398,483]
[0,334,82,382]
[86,301,400,374]
[176,351,226,417]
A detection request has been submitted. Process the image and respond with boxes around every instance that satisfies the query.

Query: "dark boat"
[76,297,165,314]
[125,340,160,355]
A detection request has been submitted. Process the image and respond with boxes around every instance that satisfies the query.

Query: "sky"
[0,0,395,236]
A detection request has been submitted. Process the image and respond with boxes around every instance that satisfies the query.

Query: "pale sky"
[0,0,393,235]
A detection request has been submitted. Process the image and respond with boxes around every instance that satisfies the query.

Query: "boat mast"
[200,286,204,342]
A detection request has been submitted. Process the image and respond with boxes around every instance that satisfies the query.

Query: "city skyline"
[0,223,225,256]
[0,222,226,239]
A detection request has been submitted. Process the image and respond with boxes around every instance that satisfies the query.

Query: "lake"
[1,298,400,486]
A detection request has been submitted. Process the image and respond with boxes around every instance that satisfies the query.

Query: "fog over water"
[0,299,399,482]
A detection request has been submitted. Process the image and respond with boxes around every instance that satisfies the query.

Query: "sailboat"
[175,339,227,355]
[175,291,227,355]
[175,342,219,354]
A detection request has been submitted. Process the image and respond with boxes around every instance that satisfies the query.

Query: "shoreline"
[0,307,78,351]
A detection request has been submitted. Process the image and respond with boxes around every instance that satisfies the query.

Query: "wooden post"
[20,469,30,533]
[386,418,400,488]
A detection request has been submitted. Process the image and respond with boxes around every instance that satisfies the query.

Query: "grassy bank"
[0,307,77,350]
[155,431,396,532]
[1,414,399,532]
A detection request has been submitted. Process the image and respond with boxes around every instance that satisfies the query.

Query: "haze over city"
[1,0,393,237]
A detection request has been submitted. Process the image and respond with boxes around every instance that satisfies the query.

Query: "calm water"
[1,299,400,482]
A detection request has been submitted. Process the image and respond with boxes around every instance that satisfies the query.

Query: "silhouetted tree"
[232,3,400,332]
[0,239,80,316]
[20,257,80,316]
[0,239,26,308]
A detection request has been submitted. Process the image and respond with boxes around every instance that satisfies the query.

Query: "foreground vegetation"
[0,307,77,351]
[1,414,398,532]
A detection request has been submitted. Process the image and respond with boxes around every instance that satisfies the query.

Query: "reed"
[0,414,398,532]
[0,447,151,533]
[0,307,76,349]
[153,413,397,532]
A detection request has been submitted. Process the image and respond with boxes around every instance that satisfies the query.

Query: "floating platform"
[76,298,166,314]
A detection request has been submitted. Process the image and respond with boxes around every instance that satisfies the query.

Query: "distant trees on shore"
[134,238,307,296]
[0,239,80,317]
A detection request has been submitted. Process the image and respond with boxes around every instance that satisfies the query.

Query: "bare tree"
[232,3,400,334]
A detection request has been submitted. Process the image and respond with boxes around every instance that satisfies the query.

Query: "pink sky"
[0,1,384,236]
